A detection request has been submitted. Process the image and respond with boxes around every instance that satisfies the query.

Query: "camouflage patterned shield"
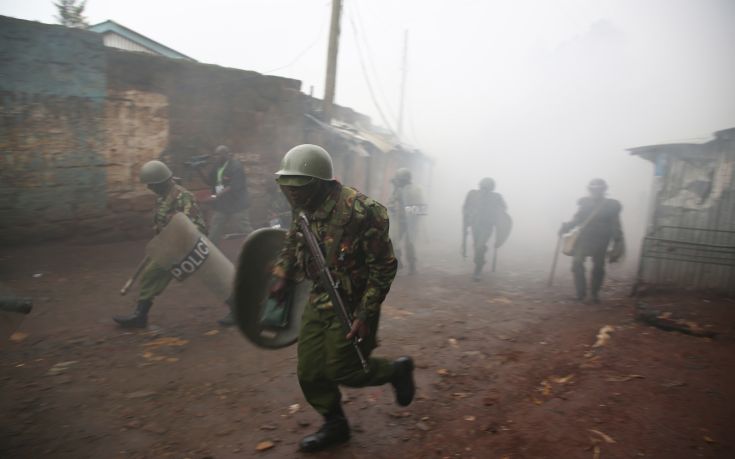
[494,211,513,248]
[233,228,311,349]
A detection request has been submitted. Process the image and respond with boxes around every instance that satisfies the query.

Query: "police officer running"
[269,144,416,453]
[462,177,507,280]
[113,160,232,327]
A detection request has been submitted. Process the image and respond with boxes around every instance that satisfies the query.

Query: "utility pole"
[323,0,343,123]
[397,30,409,138]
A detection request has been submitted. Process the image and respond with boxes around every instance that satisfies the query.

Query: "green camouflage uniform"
[139,184,207,301]
[273,182,398,416]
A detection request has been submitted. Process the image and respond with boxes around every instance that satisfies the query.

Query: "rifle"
[183,154,211,168]
[297,211,370,373]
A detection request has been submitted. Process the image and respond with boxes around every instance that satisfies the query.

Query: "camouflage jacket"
[153,184,207,235]
[273,182,397,322]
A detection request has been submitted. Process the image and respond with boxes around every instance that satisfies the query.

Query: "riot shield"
[145,212,234,302]
[495,211,513,248]
[233,228,311,349]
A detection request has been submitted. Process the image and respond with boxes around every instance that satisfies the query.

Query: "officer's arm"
[179,191,208,234]
[355,202,398,322]
[561,197,588,233]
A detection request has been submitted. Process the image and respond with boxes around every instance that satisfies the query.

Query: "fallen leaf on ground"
[593,325,615,348]
[437,368,449,376]
[415,421,430,431]
[204,330,219,336]
[46,361,78,376]
[551,374,574,384]
[448,338,459,349]
[592,445,601,459]
[288,403,300,414]
[606,374,644,382]
[538,380,552,396]
[464,415,476,421]
[10,332,28,343]
[703,436,715,443]
[255,440,275,451]
[143,337,189,348]
[589,429,616,444]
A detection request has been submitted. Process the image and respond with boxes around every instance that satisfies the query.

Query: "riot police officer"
[269,144,415,453]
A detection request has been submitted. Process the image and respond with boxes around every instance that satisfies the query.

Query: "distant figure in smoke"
[462,177,507,281]
[559,178,625,303]
[387,168,427,274]
[197,145,252,246]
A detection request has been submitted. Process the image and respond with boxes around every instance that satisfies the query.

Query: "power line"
[346,9,396,133]
[351,0,397,122]
[262,5,329,74]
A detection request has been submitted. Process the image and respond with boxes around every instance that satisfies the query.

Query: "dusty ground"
[1,239,733,459]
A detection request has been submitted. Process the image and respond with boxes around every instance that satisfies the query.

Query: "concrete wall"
[0,15,307,244]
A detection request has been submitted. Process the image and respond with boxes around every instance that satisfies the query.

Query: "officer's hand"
[269,277,289,302]
[346,319,370,341]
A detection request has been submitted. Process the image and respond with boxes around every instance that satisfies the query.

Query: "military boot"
[113,300,152,328]
[391,356,416,406]
[299,408,350,452]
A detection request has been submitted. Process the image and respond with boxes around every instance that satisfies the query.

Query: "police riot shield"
[145,212,234,302]
[233,228,311,349]
[495,211,513,248]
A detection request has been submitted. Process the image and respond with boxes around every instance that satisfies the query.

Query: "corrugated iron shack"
[630,127,735,294]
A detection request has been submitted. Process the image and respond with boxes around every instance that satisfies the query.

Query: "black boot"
[391,356,415,406]
[299,409,350,453]
[113,300,152,328]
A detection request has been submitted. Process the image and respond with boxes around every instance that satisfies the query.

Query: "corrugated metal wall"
[103,33,156,55]
[638,133,735,293]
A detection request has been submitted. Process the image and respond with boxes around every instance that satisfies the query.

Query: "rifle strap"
[579,199,606,232]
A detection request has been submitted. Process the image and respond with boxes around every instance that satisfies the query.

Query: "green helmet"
[275,144,333,186]
[140,160,173,184]
[588,178,608,191]
[479,177,495,191]
[393,168,412,185]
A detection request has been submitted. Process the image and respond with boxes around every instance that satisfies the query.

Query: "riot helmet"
[275,144,333,186]
[393,168,412,186]
[140,160,173,185]
[479,177,495,191]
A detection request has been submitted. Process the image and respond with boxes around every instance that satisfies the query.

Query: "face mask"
[147,181,171,196]
[280,181,322,211]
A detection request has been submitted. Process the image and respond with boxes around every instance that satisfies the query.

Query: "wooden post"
[323,0,343,123]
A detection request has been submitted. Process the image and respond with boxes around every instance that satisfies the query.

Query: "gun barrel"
[298,212,370,373]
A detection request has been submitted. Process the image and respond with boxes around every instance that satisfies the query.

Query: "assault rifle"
[297,211,370,373]
[183,154,211,168]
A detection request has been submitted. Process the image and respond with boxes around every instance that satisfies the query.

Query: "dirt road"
[1,240,733,458]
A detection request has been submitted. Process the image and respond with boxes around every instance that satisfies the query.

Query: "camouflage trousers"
[138,261,172,302]
[297,304,395,416]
